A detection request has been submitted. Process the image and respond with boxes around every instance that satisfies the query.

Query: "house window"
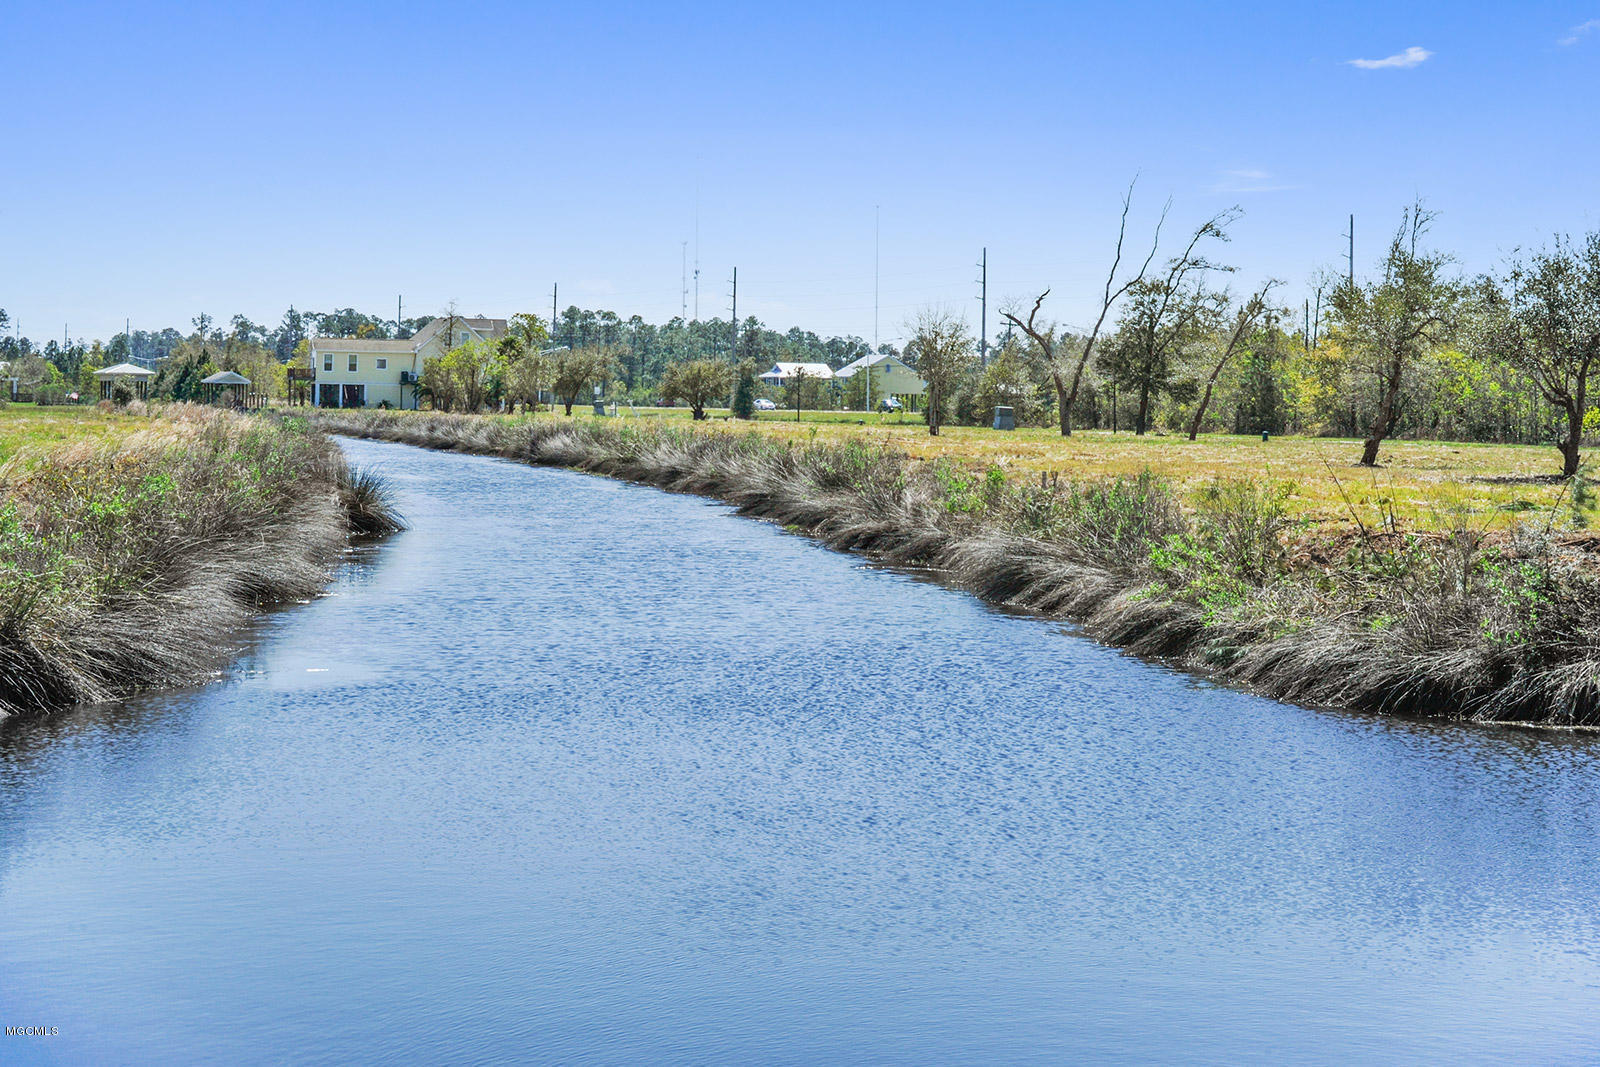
[375,358,387,370]
[349,354,358,372]
[323,352,333,372]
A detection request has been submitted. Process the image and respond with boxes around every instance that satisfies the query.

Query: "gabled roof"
[412,316,508,348]
[202,370,251,385]
[95,362,154,377]
[759,361,835,381]
[308,336,414,353]
[833,352,906,378]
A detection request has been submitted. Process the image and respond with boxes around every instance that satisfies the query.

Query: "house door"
[342,384,365,408]
[318,384,340,407]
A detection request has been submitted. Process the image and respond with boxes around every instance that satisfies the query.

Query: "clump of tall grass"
[311,408,1600,726]
[0,406,400,720]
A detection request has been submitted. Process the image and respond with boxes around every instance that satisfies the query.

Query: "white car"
[754,398,777,411]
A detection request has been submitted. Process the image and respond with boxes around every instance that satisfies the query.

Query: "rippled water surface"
[4,437,1600,1064]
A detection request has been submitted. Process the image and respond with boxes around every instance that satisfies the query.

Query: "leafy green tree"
[661,359,733,420]
[1481,231,1600,477]
[152,340,212,400]
[731,360,757,419]
[968,345,1045,425]
[1329,203,1466,466]
[498,313,553,411]
[782,366,823,420]
[551,346,615,415]
[1186,282,1277,439]
[905,308,976,436]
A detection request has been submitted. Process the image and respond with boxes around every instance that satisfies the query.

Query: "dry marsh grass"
[0,405,399,720]
[313,407,1600,728]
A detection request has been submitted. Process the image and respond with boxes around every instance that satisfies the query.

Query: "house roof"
[308,337,415,353]
[833,352,904,378]
[95,363,154,377]
[412,316,508,347]
[758,361,835,381]
[202,370,251,385]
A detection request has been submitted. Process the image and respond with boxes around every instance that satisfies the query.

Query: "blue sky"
[5,1,1598,347]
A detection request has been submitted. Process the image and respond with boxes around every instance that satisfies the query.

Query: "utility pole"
[873,205,880,355]
[1346,214,1355,287]
[551,283,558,342]
[978,247,988,368]
[397,295,402,337]
[729,267,737,358]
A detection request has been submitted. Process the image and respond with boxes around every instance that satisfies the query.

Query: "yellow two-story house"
[308,315,507,408]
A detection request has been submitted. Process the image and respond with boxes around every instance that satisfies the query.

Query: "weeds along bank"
[314,409,1600,727]
[0,406,399,721]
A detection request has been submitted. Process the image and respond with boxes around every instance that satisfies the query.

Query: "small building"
[202,370,251,407]
[833,352,926,409]
[758,361,835,388]
[305,315,507,409]
[95,362,155,401]
[0,362,17,401]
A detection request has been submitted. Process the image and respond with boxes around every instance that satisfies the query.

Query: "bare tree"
[1329,202,1463,466]
[1002,181,1166,435]
[1186,280,1279,440]
[1482,232,1600,477]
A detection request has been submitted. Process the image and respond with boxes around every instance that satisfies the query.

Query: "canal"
[2,436,1598,1063]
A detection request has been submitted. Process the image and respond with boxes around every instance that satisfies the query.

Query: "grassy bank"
[569,406,1568,532]
[0,405,399,721]
[316,407,1600,727]
[0,402,142,462]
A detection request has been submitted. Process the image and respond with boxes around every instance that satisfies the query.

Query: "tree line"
[5,195,1598,473]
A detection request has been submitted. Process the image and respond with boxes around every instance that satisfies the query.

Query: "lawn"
[571,405,1574,531]
[0,403,140,463]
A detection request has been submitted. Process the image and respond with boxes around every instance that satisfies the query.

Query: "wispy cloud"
[1559,19,1600,45]
[1348,45,1433,70]
[1208,169,1293,194]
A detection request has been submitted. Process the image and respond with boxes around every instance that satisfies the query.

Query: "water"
[3,438,1599,1064]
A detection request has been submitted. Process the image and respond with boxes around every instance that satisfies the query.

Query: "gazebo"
[202,370,252,407]
[94,362,154,400]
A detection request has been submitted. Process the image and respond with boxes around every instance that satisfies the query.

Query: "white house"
[307,315,507,408]
[758,362,835,388]
[833,352,926,408]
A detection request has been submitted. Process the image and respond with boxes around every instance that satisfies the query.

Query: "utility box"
[992,406,1016,431]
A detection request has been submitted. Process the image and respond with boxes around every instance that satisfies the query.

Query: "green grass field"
[564,405,1576,531]
[0,403,139,463]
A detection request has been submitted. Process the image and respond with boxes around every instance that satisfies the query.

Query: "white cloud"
[1209,169,1293,194]
[1559,19,1600,45]
[1348,46,1433,70]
